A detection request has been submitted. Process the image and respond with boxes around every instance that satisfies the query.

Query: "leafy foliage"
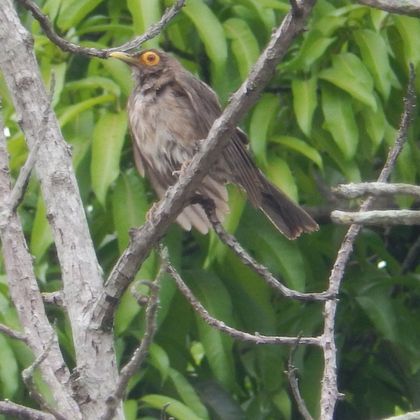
[0,0,420,418]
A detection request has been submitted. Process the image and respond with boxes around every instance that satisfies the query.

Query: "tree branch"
[0,400,55,420]
[332,209,420,225]
[16,0,186,58]
[358,0,420,17]
[102,271,162,420]
[92,0,318,330]
[0,104,79,418]
[320,65,416,419]
[333,182,420,199]
[0,2,120,417]
[196,196,332,301]
[0,323,27,343]
[161,247,321,347]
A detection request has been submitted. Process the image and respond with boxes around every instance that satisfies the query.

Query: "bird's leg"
[172,160,191,178]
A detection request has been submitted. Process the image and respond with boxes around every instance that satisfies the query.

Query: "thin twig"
[196,196,332,301]
[22,333,66,420]
[160,246,321,347]
[0,400,55,420]
[332,210,420,225]
[8,74,55,212]
[333,182,420,199]
[287,338,313,420]
[401,235,420,274]
[17,0,186,58]
[320,66,416,419]
[0,323,27,343]
[102,262,163,420]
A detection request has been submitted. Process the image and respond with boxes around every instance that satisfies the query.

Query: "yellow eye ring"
[140,51,160,66]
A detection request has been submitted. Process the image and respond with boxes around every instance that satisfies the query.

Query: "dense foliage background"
[1,0,420,418]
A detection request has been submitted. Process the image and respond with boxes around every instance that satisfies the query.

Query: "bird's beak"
[108,51,137,65]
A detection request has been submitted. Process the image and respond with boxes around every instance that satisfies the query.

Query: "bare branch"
[0,400,55,420]
[16,0,186,58]
[8,74,55,212]
[102,269,162,420]
[287,340,313,420]
[332,209,420,225]
[320,66,416,419]
[358,0,420,17]
[0,323,27,343]
[94,0,318,329]
[333,182,420,199]
[196,196,332,301]
[161,247,321,347]
[0,103,79,417]
[22,333,67,420]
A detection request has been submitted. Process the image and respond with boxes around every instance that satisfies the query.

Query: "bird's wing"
[175,72,262,205]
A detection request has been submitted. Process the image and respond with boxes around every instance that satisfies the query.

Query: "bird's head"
[109,49,176,85]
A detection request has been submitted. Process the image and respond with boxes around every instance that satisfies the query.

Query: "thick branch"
[162,247,321,347]
[0,109,79,416]
[93,0,318,330]
[17,0,185,58]
[332,210,420,225]
[320,66,416,419]
[0,2,120,417]
[358,0,420,17]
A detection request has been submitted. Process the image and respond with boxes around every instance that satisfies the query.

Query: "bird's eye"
[140,51,160,66]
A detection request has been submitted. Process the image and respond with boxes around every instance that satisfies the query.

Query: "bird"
[109,49,318,239]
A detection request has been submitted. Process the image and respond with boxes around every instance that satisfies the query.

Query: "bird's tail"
[258,177,318,239]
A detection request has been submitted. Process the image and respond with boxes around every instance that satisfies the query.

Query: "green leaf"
[353,29,395,100]
[393,15,420,68]
[168,368,209,419]
[224,18,259,81]
[287,30,335,71]
[123,400,138,420]
[0,335,18,398]
[321,84,359,159]
[271,136,323,169]
[112,171,148,251]
[265,155,298,202]
[319,53,376,110]
[149,343,170,384]
[127,0,161,48]
[64,76,121,97]
[91,111,127,205]
[58,94,115,128]
[30,195,53,260]
[235,0,275,32]
[249,93,279,167]
[141,394,203,420]
[361,99,385,152]
[291,77,318,136]
[102,59,133,97]
[57,0,102,30]
[182,0,227,85]
[185,270,235,391]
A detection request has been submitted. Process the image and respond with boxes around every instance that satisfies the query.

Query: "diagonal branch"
[102,269,162,420]
[161,246,321,347]
[320,66,416,420]
[357,0,420,17]
[196,196,332,301]
[17,0,185,58]
[92,0,318,330]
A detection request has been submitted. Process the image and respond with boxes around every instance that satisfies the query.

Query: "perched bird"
[109,49,318,239]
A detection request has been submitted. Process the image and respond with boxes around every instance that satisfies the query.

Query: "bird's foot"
[146,202,160,223]
[172,160,191,178]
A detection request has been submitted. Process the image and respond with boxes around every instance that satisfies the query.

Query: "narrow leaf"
[91,111,127,205]
[291,77,318,136]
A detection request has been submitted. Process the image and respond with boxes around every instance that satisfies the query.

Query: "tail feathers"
[259,180,318,239]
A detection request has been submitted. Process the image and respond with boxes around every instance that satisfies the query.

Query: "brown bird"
[109,49,318,239]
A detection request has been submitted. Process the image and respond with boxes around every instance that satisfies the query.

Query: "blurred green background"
[1,0,420,418]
